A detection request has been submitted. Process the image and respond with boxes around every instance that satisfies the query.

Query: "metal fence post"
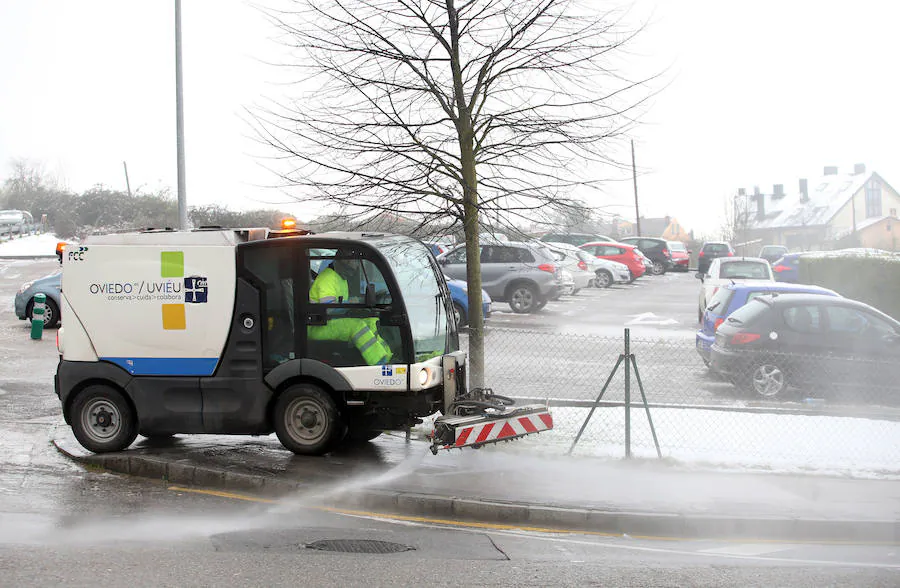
[624,328,631,459]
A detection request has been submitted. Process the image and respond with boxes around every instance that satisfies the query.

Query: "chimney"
[824,165,838,176]
[773,184,784,198]
[854,163,866,175]
[755,188,765,220]
[738,188,746,196]
[799,178,808,202]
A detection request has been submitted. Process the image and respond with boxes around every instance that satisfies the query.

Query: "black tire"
[69,385,138,453]
[274,383,342,455]
[594,270,613,288]
[27,297,61,329]
[534,298,548,311]
[452,302,467,327]
[650,261,666,276]
[507,283,539,313]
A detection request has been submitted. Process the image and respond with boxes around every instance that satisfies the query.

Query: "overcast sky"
[1,0,898,236]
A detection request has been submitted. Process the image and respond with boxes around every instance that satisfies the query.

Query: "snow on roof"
[743,171,872,230]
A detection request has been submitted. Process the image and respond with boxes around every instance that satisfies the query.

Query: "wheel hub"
[94,408,114,428]
[299,409,318,429]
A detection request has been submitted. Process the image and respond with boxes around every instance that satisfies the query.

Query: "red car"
[667,241,691,272]
[580,241,646,281]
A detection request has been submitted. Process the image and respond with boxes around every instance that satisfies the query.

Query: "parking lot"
[487,269,698,338]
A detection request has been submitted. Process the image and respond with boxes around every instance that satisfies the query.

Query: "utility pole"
[123,161,132,198]
[175,0,188,230]
[631,139,641,237]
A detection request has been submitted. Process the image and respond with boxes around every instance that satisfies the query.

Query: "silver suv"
[437,242,561,313]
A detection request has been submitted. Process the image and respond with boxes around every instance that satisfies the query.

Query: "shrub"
[798,252,900,320]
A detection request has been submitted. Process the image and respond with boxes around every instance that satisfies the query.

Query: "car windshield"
[720,261,770,279]
[378,238,455,360]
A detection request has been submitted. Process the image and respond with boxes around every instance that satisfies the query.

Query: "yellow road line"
[166,485,900,545]
[168,485,277,504]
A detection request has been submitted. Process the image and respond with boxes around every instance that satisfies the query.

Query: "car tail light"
[578,260,587,271]
[727,251,734,257]
[537,263,556,274]
[773,264,789,273]
[714,318,724,331]
[664,249,671,258]
[699,251,705,257]
[731,332,761,345]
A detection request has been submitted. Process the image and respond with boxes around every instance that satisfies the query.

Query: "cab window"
[306,247,404,367]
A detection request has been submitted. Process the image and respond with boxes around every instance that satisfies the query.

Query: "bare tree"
[721,191,753,246]
[251,0,656,385]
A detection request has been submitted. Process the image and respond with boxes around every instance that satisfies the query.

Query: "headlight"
[418,367,431,386]
[18,281,33,294]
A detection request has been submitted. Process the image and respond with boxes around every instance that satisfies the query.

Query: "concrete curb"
[52,440,899,542]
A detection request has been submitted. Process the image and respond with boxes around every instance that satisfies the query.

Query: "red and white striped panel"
[449,411,553,449]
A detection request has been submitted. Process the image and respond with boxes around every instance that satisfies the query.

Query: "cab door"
[204,240,299,434]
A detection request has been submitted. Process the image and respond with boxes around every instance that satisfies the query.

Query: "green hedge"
[798,253,900,320]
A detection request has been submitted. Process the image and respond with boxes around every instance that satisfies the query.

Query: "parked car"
[772,252,803,283]
[709,294,900,400]
[695,257,774,322]
[667,241,691,272]
[759,245,789,265]
[543,242,596,294]
[437,241,561,313]
[555,269,576,298]
[445,277,491,327]
[697,241,734,274]
[580,241,646,281]
[14,270,62,328]
[545,241,630,288]
[695,282,840,366]
[0,209,36,236]
[618,237,673,276]
[539,232,618,247]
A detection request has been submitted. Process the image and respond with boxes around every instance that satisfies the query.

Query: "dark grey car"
[437,242,561,313]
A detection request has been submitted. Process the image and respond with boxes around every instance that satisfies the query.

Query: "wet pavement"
[53,428,900,542]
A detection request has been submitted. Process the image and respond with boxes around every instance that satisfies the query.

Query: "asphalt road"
[2,258,899,584]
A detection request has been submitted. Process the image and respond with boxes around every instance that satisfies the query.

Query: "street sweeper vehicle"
[54,227,552,456]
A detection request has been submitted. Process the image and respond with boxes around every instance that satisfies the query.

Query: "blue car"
[445,277,491,327]
[695,282,839,365]
[772,252,803,283]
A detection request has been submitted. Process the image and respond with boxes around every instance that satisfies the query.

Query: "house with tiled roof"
[735,164,900,252]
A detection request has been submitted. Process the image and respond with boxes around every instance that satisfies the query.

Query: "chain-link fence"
[458,327,900,475]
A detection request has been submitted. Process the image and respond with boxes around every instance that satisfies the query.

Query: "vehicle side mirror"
[695,272,704,281]
[365,282,377,307]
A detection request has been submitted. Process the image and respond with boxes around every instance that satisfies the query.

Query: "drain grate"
[305,539,415,554]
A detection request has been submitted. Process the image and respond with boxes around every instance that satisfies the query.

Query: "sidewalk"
[53,429,900,542]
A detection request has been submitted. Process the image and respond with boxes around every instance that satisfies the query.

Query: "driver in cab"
[308,254,392,365]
